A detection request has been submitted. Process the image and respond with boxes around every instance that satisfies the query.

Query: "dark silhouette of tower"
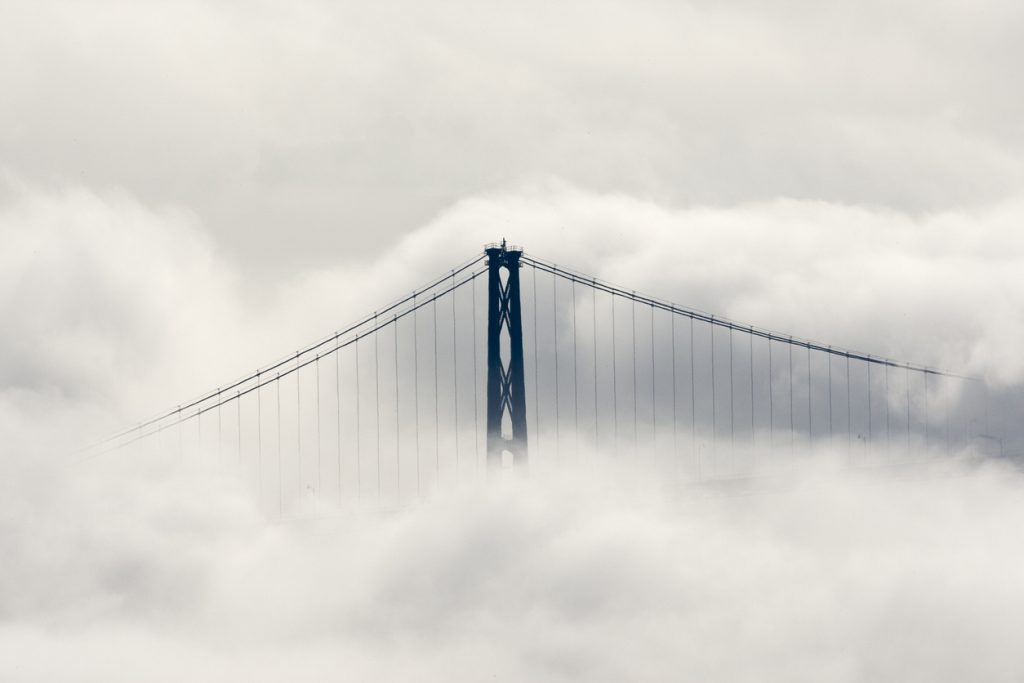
[485,240,528,469]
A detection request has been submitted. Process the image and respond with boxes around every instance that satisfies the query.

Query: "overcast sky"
[3,0,1024,440]
[3,1,1024,679]
[3,0,1023,277]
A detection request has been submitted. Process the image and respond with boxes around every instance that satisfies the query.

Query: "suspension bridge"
[82,241,1004,513]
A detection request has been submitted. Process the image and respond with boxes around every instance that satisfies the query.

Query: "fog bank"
[2,450,1022,682]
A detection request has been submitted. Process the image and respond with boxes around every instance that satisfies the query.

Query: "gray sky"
[3,0,1024,439]
[3,0,1023,278]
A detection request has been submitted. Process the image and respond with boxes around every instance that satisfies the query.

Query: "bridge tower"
[485,240,529,469]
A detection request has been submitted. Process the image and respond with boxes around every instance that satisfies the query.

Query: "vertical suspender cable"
[217,389,222,463]
[905,367,911,453]
[573,280,580,456]
[711,320,717,459]
[316,355,322,495]
[375,314,381,498]
[770,337,774,454]
[788,340,794,453]
[945,378,951,455]
[885,363,890,455]
[236,394,241,468]
[433,296,439,482]
[690,316,696,467]
[846,355,851,454]
[335,335,341,496]
[256,373,262,499]
[806,347,812,445]
[748,329,754,449]
[671,312,677,458]
[355,336,361,499]
[452,272,459,479]
[593,281,599,447]
[452,274,460,481]
[631,295,637,454]
[395,314,401,499]
[924,372,929,450]
[651,305,656,445]
[729,327,735,457]
[251,376,260,499]
[276,374,282,515]
[768,338,774,452]
[867,360,872,448]
[533,266,540,453]
[472,276,479,472]
[413,296,421,497]
[828,349,833,447]
[553,268,560,457]
[297,352,302,493]
[612,293,618,454]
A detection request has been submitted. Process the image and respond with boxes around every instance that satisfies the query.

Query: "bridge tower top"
[484,239,524,261]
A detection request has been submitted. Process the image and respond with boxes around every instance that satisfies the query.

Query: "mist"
[1,444,1022,682]
[3,181,1023,681]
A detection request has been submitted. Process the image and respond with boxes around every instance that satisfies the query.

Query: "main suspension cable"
[93,252,488,449]
[521,255,969,380]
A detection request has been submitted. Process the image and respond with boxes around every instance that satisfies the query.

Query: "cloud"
[0,180,242,455]
[1,175,1021,682]
[409,182,1024,387]
[1,0,1022,269]
[3,178,1023,455]
[3,451,1024,682]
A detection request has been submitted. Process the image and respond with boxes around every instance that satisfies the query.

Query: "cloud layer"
[2,0,1023,272]
[2,180,1021,677]
[411,184,1024,386]
[3,179,1024,458]
[3,452,1024,682]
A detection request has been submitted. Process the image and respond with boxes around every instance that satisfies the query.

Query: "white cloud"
[1,0,1022,270]
[2,452,1024,681]
[2,178,1022,679]
[0,181,239,455]
[409,183,1024,385]
[3,178,1023,453]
